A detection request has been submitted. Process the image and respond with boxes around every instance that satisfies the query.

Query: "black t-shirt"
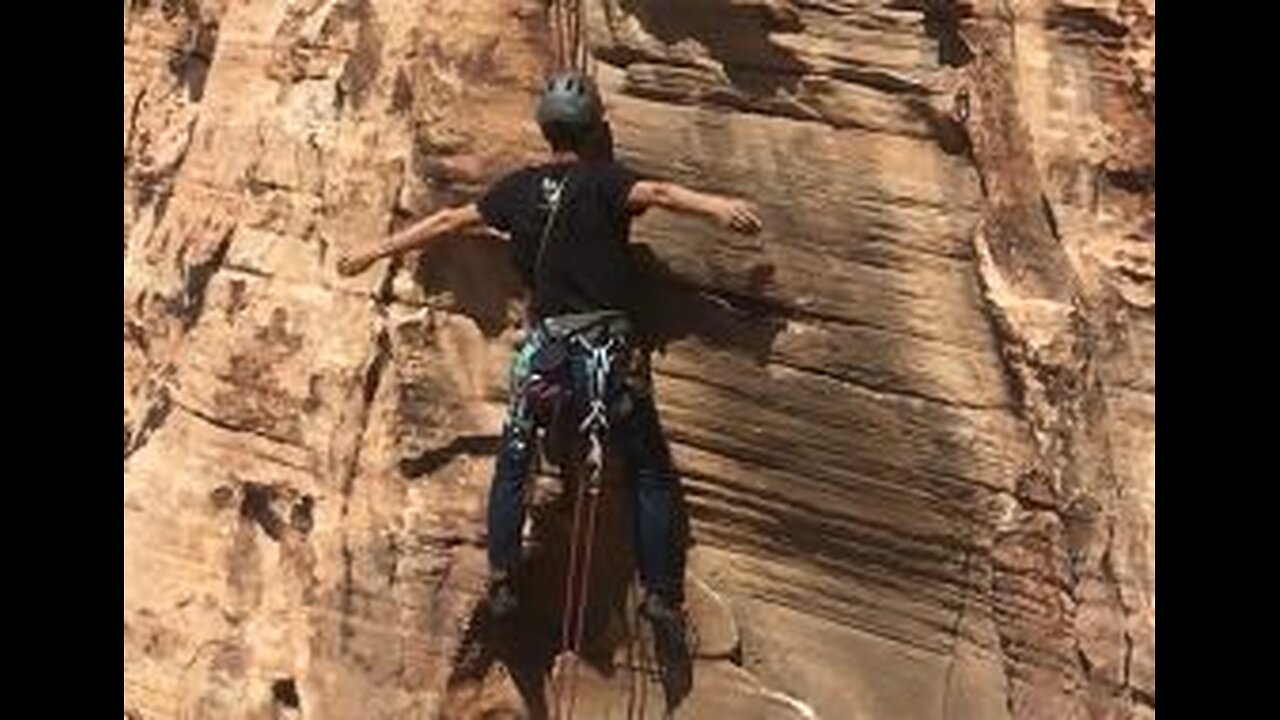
[476,160,641,321]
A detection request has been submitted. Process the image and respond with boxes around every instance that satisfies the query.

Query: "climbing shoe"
[640,592,693,707]
[640,592,688,651]
[487,571,519,620]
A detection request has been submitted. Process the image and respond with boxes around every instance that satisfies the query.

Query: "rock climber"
[338,70,763,646]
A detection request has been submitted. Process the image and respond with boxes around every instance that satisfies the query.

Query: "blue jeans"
[486,324,682,602]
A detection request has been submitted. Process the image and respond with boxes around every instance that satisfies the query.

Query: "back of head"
[536,71,605,154]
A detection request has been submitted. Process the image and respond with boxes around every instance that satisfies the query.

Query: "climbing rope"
[545,6,604,718]
[549,0,594,76]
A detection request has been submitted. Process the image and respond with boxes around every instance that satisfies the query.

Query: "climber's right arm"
[337,204,485,277]
[627,180,763,236]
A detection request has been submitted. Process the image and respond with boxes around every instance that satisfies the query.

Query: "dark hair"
[540,121,592,153]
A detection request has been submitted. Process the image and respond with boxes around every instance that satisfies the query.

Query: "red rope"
[552,437,607,720]
[544,3,605,713]
[566,460,603,719]
[551,459,590,720]
[549,0,592,75]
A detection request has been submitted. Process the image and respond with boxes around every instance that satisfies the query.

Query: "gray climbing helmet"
[535,71,604,129]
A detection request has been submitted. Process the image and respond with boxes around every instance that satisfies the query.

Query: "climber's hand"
[715,198,763,235]
[337,248,379,277]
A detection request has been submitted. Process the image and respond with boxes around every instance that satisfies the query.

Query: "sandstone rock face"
[124,1,1154,718]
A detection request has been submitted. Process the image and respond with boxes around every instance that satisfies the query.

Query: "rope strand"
[544,5,605,718]
[549,0,593,75]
